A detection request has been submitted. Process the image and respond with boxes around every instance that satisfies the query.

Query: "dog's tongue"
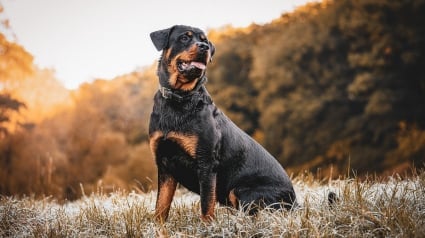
[190,61,206,70]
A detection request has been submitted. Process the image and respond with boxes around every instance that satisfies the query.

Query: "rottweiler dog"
[149,25,297,222]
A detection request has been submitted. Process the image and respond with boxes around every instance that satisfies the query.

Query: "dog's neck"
[158,76,208,102]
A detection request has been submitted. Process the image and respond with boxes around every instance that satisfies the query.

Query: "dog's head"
[150,25,215,91]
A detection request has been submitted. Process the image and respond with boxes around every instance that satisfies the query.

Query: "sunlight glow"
[2,0,315,89]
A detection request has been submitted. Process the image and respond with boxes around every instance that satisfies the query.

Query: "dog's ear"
[209,41,215,62]
[150,27,173,51]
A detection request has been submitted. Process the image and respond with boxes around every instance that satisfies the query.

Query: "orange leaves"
[0,34,34,82]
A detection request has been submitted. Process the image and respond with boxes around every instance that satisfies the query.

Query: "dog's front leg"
[154,171,177,223]
[198,162,217,222]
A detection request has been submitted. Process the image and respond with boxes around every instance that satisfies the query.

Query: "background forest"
[1,0,424,200]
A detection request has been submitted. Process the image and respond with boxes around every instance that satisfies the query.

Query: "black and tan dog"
[149,25,297,222]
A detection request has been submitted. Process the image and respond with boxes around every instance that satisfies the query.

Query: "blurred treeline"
[1,31,158,199]
[1,0,424,200]
[1,20,158,199]
[207,0,425,177]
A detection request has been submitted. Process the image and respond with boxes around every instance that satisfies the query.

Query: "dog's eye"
[200,35,208,42]
[180,35,190,43]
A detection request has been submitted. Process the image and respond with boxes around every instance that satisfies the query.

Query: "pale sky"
[2,0,314,89]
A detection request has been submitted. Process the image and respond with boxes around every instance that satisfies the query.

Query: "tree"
[0,4,34,134]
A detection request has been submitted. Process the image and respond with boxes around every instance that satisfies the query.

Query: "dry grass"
[1,171,424,237]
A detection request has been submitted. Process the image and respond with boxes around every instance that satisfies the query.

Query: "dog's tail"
[327,191,339,207]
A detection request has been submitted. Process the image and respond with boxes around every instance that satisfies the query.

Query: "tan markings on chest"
[149,131,198,159]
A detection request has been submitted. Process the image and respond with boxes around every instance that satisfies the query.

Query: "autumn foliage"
[1,0,425,200]
[207,0,425,176]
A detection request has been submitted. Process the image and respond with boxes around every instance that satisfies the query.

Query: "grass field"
[1,171,424,237]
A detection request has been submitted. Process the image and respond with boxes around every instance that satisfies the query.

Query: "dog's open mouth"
[176,60,207,81]
[177,60,206,72]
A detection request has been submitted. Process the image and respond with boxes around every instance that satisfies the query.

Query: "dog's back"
[212,106,297,210]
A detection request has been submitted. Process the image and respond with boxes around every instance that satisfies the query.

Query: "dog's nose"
[196,42,210,52]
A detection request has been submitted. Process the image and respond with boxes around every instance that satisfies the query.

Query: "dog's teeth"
[179,61,205,71]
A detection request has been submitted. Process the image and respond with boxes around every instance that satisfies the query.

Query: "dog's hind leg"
[232,186,297,214]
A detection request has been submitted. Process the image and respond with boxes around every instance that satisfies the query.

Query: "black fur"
[149,25,297,222]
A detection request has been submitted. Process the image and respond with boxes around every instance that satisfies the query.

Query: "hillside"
[206,0,425,176]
